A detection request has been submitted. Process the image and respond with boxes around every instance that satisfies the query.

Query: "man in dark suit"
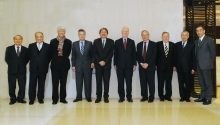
[114,26,136,103]
[5,35,29,105]
[136,30,157,103]
[28,32,50,105]
[156,32,175,102]
[50,26,72,105]
[174,31,195,102]
[72,29,94,102]
[194,26,215,105]
[93,28,114,103]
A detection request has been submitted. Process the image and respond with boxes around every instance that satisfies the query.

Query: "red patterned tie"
[124,39,126,50]
[143,42,146,62]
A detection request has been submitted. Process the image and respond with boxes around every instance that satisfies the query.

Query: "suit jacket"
[114,38,136,69]
[195,35,216,70]
[93,38,114,69]
[136,40,157,71]
[71,40,94,73]
[174,41,195,72]
[50,38,72,71]
[156,41,175,71]
[28,42,50,73]
[5,45,29,74]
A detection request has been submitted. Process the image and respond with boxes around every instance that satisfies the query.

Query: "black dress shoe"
[148,99,154,103]
[17,100,26,104]
[165,98,172,101]
[29,100,34,105]
[194,98,205,102]
[38,100,44,104]
[73,99,82,102]
[203,100,211,105]
[9,101,16,105]
[160,99,164,102]
[118,99,124,103]
[179,99,185,102]
[127,99,133,102]
[87,99,92,102]
[60,100,68,104]
[104,98,109,103]
[95,99,101,103]
[140,98,148,102]
[52,101,57,105]
[185,99,190,102]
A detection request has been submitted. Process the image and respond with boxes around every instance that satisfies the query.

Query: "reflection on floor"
[1,98,220,125]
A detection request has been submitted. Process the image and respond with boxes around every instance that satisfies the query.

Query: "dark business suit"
[93,38,114,99]
[5,45,29,102]
[28,42,50,101]
[114,38,136,100]
[195,36,215,101]
[175,41,195,100]
[50,38,72,102]
[136,40,157,100]
[71,40,94,100]
[156,41,175,100]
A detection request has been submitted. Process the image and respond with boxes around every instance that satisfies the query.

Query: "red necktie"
[143,42,146,62]
[124,39,126,50]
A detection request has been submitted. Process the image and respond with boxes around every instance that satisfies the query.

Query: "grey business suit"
[71,40,94,100]
[195,35,215,100]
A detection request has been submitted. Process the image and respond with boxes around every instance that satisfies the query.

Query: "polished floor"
[1,98,220,125]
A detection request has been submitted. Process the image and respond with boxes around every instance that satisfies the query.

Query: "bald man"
[114,26,136,103]
[28,32,50,105]
[5,35,29,105]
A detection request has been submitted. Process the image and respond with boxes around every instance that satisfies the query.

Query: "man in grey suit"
[194,25,215,105]
[72,29,94,102]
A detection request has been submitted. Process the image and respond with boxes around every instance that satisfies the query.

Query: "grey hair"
[121,26,129,32]
[57,26,66,32]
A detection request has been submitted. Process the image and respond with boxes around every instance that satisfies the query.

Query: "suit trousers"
[177,71,191,100]
[75,64,92,100]
[139,68,155,100]
[95,68,111,99]
[28,71,47,101]
[51,68,68,102]
[116,68,133,100]
[157,69,173,99]
[8,73,26,102]
[197,64,213,100]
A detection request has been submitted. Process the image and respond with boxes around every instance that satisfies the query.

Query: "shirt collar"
[200,35,205,41]
[14,44,21,48]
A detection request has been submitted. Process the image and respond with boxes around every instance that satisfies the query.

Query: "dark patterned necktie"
[198,39,202,46]
[143,42,146,62]
[182,42,185,48]
[17,47,20,56]
[124,39,126,50]
[165,44,168,57]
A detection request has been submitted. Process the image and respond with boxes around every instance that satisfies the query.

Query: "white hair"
[121,26,129,32]
[57,26,66,32]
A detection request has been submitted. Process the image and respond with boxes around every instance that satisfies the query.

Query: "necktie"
[80,42,84,55]
[17,47,20,56]
[143,42,146,62]
[38,43,41,50]
[198,39,202,46]
[182,42,185,48]
[165,43,168,57]
[124,39,126,50]
[102,40,105,48]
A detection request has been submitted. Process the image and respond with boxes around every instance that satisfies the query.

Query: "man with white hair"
[114,26,136,103]
[50,26,72,105]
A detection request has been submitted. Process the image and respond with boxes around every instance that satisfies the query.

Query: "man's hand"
[133,66,136,71]
[191,70,195,74]
[141,63,148,69]
[91,63,94,68]
[114,66,117,70]
[99,61,106,66]
[72,67,76,72]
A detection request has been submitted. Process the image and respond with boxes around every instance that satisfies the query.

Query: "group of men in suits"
[5,25,215,105]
